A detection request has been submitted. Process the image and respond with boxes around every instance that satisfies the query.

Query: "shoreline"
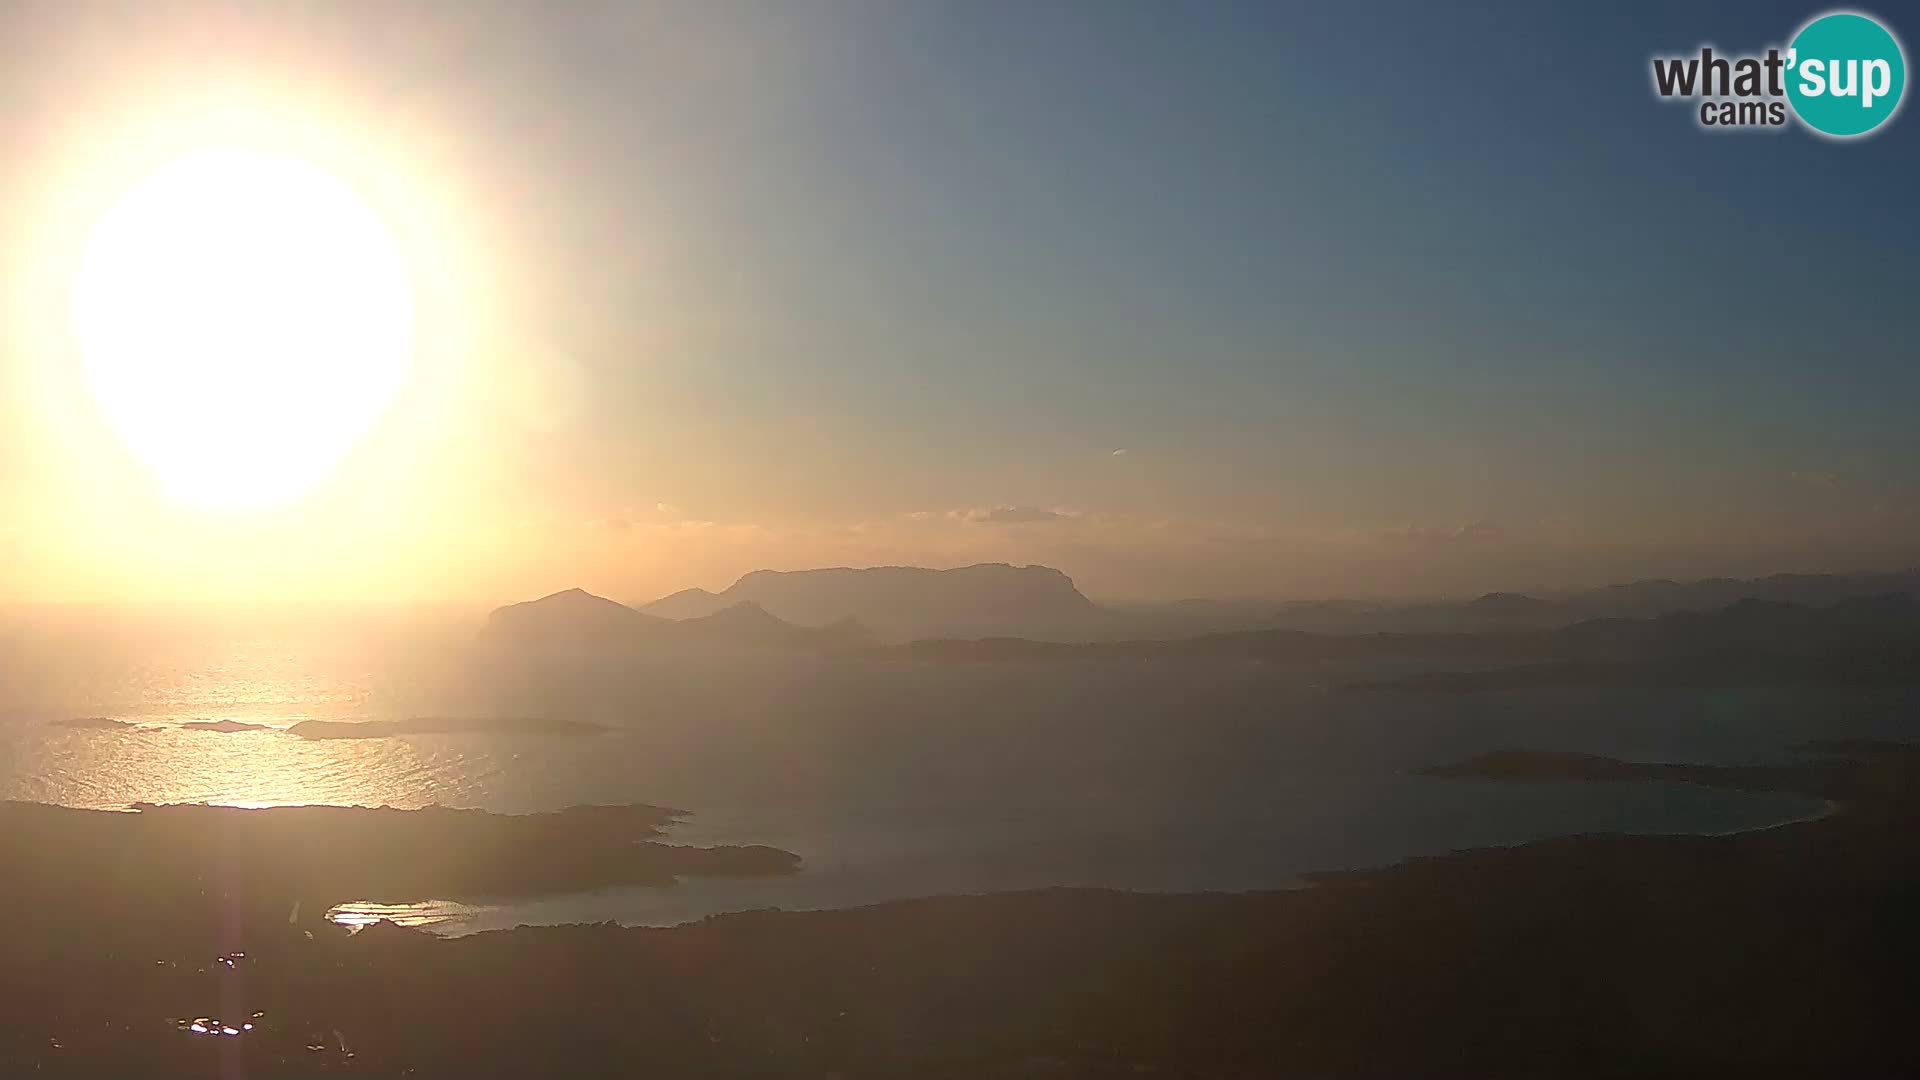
[4,740,1917,1074]
[438,776,1827,936]
[6,761,1833,936]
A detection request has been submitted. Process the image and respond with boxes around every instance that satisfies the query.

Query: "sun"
[71,149,412,510]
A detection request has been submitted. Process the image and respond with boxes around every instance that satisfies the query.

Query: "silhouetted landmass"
[484,589,873,654]
[1467,591,1551,617]
[1353,598,1920,691]
[1110,566,1920,636]
[640,562,1103,640]
[674,601,879,649]
[891,627,1539,663]
[1795,737,1915,756]
[180,719,274,733]
[472,588,1920,698]
[285,717,608,740]
[632,564,1920,642]
[1356,650,1920,693]
[1545,594,1920,657]
[484,586,673,644]
[49,716,136,729]
[1374,568,1920,632]
[643,585,729,619]
[1423,748,1664,783]
[1418,748,1862,800]
[0,800,795,913]
[3,743,1918,1075]
[1584,568,1920,617]
[677,598,794,637]
[899,595,1920,693]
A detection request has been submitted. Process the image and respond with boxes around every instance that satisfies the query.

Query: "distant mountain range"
[1354,593,1920,692]
[485,579,1920,695]
[1532,567,1920,622]
[483,587,874,654]
[487,565,1920,676]
[897,592,1920,696]
[633,563,1920,642]
[901,590,1920,659]
[1106,567,1920,637]
[640,563,1102,641]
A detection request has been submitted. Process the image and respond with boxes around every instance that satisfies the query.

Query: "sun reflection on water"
[327,899,480,931]
[0,615,515,810]
[3,716,500,810]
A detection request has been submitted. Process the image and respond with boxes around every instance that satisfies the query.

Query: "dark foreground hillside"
[2,743,1917,1077]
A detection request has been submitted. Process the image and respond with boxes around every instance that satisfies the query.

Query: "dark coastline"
[4,744,1918,1076]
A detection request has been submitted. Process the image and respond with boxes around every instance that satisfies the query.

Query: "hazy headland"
[2,560,1918,1074]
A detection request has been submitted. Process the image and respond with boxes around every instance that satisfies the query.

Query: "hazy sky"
[2,1,1917,604]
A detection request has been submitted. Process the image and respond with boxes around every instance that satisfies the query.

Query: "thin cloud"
[1384,520,1506,548]
[965,505,1070,525]
[1787,470,1841,489]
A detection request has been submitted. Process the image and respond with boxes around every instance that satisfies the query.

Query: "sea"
[2,606,1902,935]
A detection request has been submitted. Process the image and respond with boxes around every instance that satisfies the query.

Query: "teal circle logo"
[1786,12,1906,137]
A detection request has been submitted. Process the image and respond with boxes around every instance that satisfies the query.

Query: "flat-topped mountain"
[640,563,1102,641]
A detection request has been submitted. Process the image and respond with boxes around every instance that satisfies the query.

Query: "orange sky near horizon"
[2,3,1915,608]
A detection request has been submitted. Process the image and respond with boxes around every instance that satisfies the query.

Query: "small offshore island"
[1,741,1917,1076]
[180,719,275,733]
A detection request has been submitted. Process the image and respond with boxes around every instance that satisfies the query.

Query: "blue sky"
[1,1,1916,601]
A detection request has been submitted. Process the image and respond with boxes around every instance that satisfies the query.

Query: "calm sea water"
[2,609,1898,934]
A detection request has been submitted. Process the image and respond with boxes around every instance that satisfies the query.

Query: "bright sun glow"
[72,149,411,509]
